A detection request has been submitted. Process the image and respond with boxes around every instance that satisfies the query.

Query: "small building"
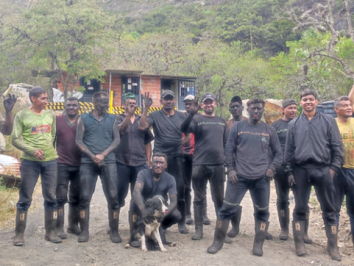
[55,70,196,111]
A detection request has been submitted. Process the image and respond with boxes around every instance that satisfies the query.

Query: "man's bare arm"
[75,117,95,160]
[139,92,153,130]
[166,194,177,216]
[182,133,192,145]
[145,143,152,168]
[1,94,17,135]
[132,182,145,212]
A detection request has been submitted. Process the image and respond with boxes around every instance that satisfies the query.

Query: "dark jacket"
[284,112,344,175]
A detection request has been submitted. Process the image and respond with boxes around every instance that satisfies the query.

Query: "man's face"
[94,96,109,113]
[65,100,79,118]
[283,104,297,120]
[125,98,137,110]
[160,95,175,110]
[300,94,318,113]
[184,100,193,113]
[31,93,48,110]
[335,100,352,118]
[152,156,166,175]
[201,99,216,115]
[247,103,264,122]
[229,102,243,117]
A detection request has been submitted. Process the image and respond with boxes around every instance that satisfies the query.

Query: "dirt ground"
[0,181,353,266]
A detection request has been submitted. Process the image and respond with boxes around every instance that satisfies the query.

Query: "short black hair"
[29,87,47,102]
[230,96,242,105]
[300,89,317,100]
[247,98,265,107]
[334,96,350,108]
[92,91,109,102]
[66,97,79,103]
[152,152,167,161]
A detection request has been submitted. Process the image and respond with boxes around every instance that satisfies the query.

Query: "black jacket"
[284,112,344,175]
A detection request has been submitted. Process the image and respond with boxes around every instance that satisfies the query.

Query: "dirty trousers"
[56,163,80,207]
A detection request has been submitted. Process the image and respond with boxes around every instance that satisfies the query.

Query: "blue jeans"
[116,162,148,208]
[17,159,58,211]
[218,175,270,222]
[79,163,119,210]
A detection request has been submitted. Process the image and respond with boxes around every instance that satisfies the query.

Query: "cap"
[183,94,195,102]
[122,92,136,102]
[282,99,297,108]
[161,90,175,98]
[230,96,242,105]
[201,92,216,103]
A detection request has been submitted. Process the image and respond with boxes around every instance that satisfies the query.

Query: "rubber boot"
[304,212,312,244]
[192,204,203,240]
[207,219,230,254]
[109,209,122,243]
[56,207,67,239]
[13,210,27,246]
[325,224,341,261]
[265,231,273,240]
[159,226,171,245]
[78,209,89,242]
[293,221,306,256]
[252,220,268,256]
[67,204,81,235]
[185,188,193,225]
[228,206,242,237]
[129,211,140,248]
[44,209,62,243]
[203,203,211,225]
[277,207,289,241]
[178,202,189,234]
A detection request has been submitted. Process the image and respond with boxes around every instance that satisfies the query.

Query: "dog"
[129,195,169,252]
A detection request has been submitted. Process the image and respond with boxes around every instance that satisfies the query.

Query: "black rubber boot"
[325,224,341,261]
[44,209,62,243]
[56,207,67,239]
[207,219,230,254]
[159,226,172,245]
[78,209,90,242]
[265,231,273,240]
[227,206,242,238]
[304,212,312,244]
[185,188,193,225]
[252,220,268,256]
[277,207,289,241]
[293,221,306,256]
[109,209,122,243]
[192,204,203,240]
[13,210,27,246]
[129,211,140,248]
[178,202,189,234]
[203,203,211,225]
[67,204,81,235]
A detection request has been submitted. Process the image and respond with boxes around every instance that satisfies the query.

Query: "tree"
[3,0,112,100]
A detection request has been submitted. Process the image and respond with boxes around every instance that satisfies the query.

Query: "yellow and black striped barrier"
[46,102,170,115]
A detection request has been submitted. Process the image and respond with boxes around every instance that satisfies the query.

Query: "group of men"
[7,84,354,262]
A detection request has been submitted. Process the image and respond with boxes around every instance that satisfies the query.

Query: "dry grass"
[0,180,18,229]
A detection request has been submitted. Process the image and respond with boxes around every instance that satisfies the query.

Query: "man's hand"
[141,208,154,224]
[142,92,153,109]
[288,174,296,187]
[266,168,274,181]
[330,169,336,179]
[93,154,105,165]
[189,98,200,115]
[3,94,17,112]
[228,170,238,185]
[34,149,45,160]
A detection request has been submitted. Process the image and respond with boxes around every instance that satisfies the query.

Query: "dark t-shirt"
[115,114,154,166]
[271,119,290,153]
[185,115,227,165]
[147,110,185,156]
[136,169,177,203]
[56,115,81,166]
[225,120,282,179]
[81,112,117,164]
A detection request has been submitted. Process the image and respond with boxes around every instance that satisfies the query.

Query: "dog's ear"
[146,199,152,207]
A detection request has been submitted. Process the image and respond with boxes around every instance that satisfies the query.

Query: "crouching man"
[132,153,181,246]
[207,98,282,256]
